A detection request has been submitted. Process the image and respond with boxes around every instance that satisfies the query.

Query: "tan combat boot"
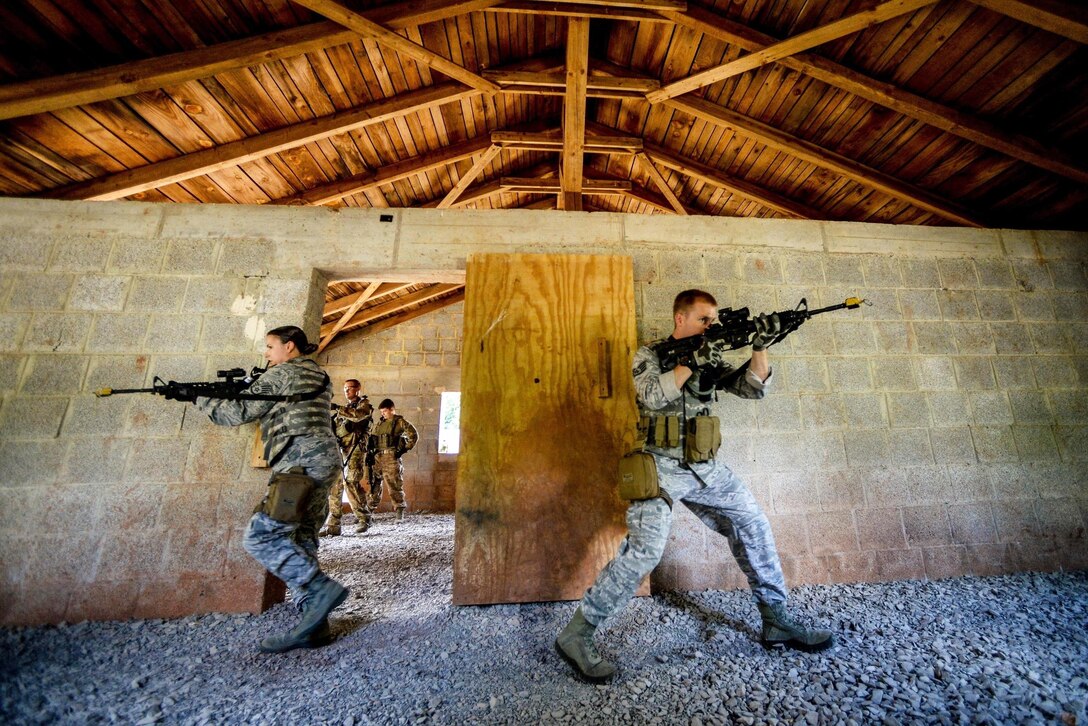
[758,602,834,652]
[555,607,616,683]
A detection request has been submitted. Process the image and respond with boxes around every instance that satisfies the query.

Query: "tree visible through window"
[438,391,460,454]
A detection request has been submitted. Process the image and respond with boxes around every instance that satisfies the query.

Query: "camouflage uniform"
[580,340,788,627]
[196,356,340,612]
[370,414,418,513]
[326,395,374,528]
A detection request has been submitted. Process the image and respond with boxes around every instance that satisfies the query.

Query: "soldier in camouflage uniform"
[321,379,374,536]
[556,290,833,683]
[371,398,418,521]
[195,325,349,654]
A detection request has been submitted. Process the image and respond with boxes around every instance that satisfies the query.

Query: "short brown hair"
[673,289,717,316]
[344,379,360,387]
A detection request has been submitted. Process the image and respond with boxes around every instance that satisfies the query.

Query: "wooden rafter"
[635,152,688,215]
[438,145,504,208]
[0,1,502,121]
[43,83,479,201]
[665,96,985,226]
[320,283,463,337]
[289,0,500,93]
[485,70,661,99]
[492,129,643,153]
[648,0,937,103]
[503,177,631,193]
[488,1,676,22]
[347,289,467,341]
[663,5,1088,185]
[323,283,416,317]
[319,281,382,353]
[971,0,1088,44]
[560,17,590,211]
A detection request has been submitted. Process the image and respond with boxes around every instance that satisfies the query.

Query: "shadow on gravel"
[661,590,759,642]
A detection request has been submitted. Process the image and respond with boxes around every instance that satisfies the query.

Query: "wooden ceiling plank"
[560,17,590,211]
[665,5,1088,185]
[290,0,500,93]
[324,282,416,316]
[318,280,383,353]
[666,95,986,226]
[648,0,938,103]
[488,2,673,22]
[970,0,1088,44]
[342,288,466,339]
[438,144,503,207]
[321,283,463,336]
[44,82,480,201]
[635,151,688,214]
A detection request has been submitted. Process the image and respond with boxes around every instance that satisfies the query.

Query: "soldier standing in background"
[370,399,418,521]
[321,379,374,536]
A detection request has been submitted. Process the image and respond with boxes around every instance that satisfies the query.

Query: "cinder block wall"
[1,199,1085,625]
[321,304,463,513]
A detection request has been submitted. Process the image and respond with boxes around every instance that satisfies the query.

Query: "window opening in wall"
[438,391,461,454]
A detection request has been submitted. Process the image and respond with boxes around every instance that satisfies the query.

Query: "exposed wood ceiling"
[0,0,1084,232]
[321,280,465,351]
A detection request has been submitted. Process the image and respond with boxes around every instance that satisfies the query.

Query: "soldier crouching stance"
[556,290,833,683]
[322,379,374,536]
[194,325,349,653]
[371,398,418,521]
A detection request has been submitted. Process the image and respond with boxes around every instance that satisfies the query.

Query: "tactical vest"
[373,415,405,450]
[259,358,334,464]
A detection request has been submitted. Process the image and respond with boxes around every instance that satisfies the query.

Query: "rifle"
[93,366,327,403]
[656,296,869,372]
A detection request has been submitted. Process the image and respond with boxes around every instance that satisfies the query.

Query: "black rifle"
[656,296,868,371]
[94,366,327,403]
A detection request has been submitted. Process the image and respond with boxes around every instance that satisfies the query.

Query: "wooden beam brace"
[438,144,504,208]
[664,5,1088,184]
[561,17,590,211]
[635,152,688,215]
[0,1,502,121]
[484,70,660,93]
[665,95,985,226]
[349,288,466,339]
[43,82,479,201]
[321,284,463,337]
[502,177,631,193]
[970,0,1088,44]
[643,141,822,219]
[489,1,675,22]
[648,0,937,103]
[290,0,500,93]
[323,282,416,317]
[492,129,643,152]
[319,281,383,353]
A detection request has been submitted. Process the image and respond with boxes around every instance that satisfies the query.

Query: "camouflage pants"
[374,450,406,511]
[581,454,788,626]
[243,437,340,612]
[326,447,374,526]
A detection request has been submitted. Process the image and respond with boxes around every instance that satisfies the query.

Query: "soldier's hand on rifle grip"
[691,339,724,369]
[751,313,782,351]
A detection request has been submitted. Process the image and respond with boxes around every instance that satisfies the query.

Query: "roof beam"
[319,281,382,353]
[323,282,416,316]
[970,0,1088,44]
[642,141,822,219]
[635,152,688,214]
[438,144,504,208]
[349,288,467,340]
[664,5,1088,185]
[666,95,985,226]
[0,1,501,121]
[489,1,676,22]
[43,82,479,201]
[502,177,631,193]
[484,70,661,99]
[321,284,463,337]
[649,0,937,103]
[560,17,590,211]
[289,0,500,93]
[492,129,643,153]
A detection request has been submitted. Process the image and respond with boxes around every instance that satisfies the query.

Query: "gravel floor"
[2,512,1086,725]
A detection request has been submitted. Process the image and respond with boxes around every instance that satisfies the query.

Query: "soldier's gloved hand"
[690,339,725,370]
[163,382,197,403]
[751,312,782,351]
[330,402,343,412]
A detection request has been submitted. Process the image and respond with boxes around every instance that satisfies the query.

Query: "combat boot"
[758,602,834,652]
[259,618,333,654]
[354,521,369,533]
[555,607,616,683]
[258,576,348,654]
[395,509,405,522]
[319,523,341,537]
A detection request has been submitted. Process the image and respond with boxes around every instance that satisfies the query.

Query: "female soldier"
[194,325,349,653]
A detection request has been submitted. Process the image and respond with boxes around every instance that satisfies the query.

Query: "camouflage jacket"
[333,395,373,455]
[372,414,418,455]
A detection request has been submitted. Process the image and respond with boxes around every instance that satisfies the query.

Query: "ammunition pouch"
[641,415,681,449]
[617,451,661,502]
[684,416,721,464]
[258,467,315,523]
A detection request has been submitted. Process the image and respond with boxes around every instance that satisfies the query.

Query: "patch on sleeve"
[632,360,648,376]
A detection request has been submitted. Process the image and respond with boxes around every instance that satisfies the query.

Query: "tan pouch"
[684,416,722,463]
[261,468,315,523]
[617,451,660,501]
[646,415,681,448]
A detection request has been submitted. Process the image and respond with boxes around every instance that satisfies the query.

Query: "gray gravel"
[2,512,1086,725]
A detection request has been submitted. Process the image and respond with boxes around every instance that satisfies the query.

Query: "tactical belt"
[638,414,720,464]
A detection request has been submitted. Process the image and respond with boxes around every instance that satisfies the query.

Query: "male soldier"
[321,379,374,536]
[555,289,834,683]
[370,399,418,521]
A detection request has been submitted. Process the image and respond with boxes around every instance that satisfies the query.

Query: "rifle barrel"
[93,387,158,397]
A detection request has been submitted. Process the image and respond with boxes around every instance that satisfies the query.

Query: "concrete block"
[971,425,1018,463]
[780,359,828,393]
[964,543,1011,576]
[1047,261,1087,291]
[62,395,129,436]
[0,396,69,439]
[0,354,23,393]
[0,313,30,352]
[63,437,130,484]
[938,290,979,320]
[146,355,206,385]
[912,321,955,354]
[49,239,113,272]
[770,473,821,514]
[95,531,167,581]
[923,546,968,580]
[1035,498,1085,540]
[1034,462,1082,499]
[783,319,837,355]
[931,427,977,464]
[1012,291,1053,321]
[68,275,130,312]
[146,315,202,353]
[1054,425,1088,462]
[740,253,783,285]
[108,239,166,273]
[1030,230,1088,260]
[875,548,925,581]
[1070,323,1088,354]
[992,357,1036,389]
[20,355,88,395]
[753,431,846,472]
[1029,322,1073,354]
[953,357,996,389]
[7,273,73,311]
[703,254,740,285]
[825,223,999,258]
[127,277,187,312]
[988,463,1041,499]
[1051,292,1088,323]
[627,216,821,251]
[832,320,877,354]
[1008,391,1052,424]
[915,356,957,390]
[0,233,54,271]
[658,251,707,285]
[899,258,940,288]
[828,359,872,391]
[217,240,274,276]
[969,391,1014,425]
[951,322,994,354]
[124,397,184,436]
[1012,426,1060,461]
[630,253,657,283]
[0,440,67,485]
[873,358,917,391]
[945,462,990,500]
[1010,259,1053,291]
[844,429,888,466]
[841,393,887,428]
[816,470,864,511]
[975,259,1016,289]
[824,257,864,286]
[782,255,825,285]
[898,290,941,321]
[989,323,1034,354]
[974,291,1016,321]
[888,429,933,465]
[732,285,778,316]
[124,437,192,482]
[164,239,220,275]
[948,503,996,544]
[887,392,930,428]
[1048,390,1088,424]
[98,481,167,530]
[765,514,810,556]
[872,321,911,354]
[860,257,902,288]
[86,314,150,353]
[199,316,261,353]
[807,511,858,555]
[256,276,315,316]
[902,505,952,547]
[937,259,979,289]
[800,394,847,430]
[928,391,971,426]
